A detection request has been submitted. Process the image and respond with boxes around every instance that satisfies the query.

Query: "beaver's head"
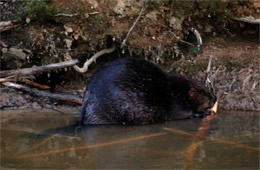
[187,84,217,113]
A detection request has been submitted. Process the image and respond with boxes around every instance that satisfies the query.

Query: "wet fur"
[80,58,216,125]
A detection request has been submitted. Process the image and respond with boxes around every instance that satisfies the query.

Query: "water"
[1,108,259,169]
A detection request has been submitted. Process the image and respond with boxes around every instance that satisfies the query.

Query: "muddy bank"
[0,0,259,111]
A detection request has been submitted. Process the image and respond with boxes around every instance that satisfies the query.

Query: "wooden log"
[0,59,79,78]
[2,82,82,105]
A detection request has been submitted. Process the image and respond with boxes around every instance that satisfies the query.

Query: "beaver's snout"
[208,99,218,114]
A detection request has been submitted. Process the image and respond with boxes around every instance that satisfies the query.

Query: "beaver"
[80,58,217,125]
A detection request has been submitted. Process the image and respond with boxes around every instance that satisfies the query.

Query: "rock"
[25,17,31,24]
[252,0,260,8]
[64,25,73,35]
[169,16,183,31]
[84,13,89,18]
[65,39,73,49]
[4,47,26,60]
[1,47,28,69]
[32,102,42,109]
[2,47,8,53]
[87,0,99,9]
[145,11,160,21]
[114,0,125,15]
[205,25,213,33]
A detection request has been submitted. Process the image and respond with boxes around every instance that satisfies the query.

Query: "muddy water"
[0,108,259,169]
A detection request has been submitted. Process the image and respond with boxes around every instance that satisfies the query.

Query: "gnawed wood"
[2,82,82,105]
[0,59,79,78]
[185,114,216,169]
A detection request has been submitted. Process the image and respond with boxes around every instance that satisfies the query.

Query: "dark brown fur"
[80,58,216,125]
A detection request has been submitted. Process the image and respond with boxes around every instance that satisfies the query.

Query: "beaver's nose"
[208,97,218,114]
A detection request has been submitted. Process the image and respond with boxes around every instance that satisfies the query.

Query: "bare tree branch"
[233,16,260,24]
[67,46,116,73]
[0,59,79,78]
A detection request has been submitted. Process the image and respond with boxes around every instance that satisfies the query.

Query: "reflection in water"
[0,109,259,169]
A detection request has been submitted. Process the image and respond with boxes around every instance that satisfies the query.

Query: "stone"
[169,16,183,31]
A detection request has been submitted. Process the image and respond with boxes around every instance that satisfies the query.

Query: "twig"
[55,12,98,17]
[250,81,259,92]
[190,27,203,46]
[19,79,50,90]
[204,55,217,95]
[228,78,236,91]
[242,74,252,91]
[206,55,212,73]
[0,59,79,78]
[233,16,260,24]
[169,31,194,47]
[67,46,116,73]
[223,22,234,37]
[0,40,8,48]
[55,13,78,17]
[121,1,144,48]
[2,82,82,105]
[88,12,99,15]
[0,76,13,83]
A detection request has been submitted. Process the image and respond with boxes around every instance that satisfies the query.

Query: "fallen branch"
[169,31,194,47]
[19,79,50,90]
[0,76,13,83]
[0,76,50,90]
[2,82,82,105]
[233,16,260,24]
[0,59,79,78]
[55,13,78,17]
[55,12,98,18]
[66,46,116,73]
[190,27,203,47]
[205,55,213,90]
[88,11,99,15]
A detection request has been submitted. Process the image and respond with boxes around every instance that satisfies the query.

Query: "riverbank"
[0,0,259,111]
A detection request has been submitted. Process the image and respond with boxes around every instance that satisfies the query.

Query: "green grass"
[14,0,57,21]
